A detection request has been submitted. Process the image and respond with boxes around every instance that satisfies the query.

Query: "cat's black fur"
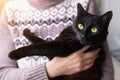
[9,3,113,80]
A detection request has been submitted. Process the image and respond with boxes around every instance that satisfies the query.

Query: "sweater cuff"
[26,63,49,80]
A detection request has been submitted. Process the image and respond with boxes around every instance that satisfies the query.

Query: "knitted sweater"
[6,0,89,68]
[0,0,114,80]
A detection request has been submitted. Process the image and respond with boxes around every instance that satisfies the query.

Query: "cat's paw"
[23,28,31,36]
[9,50,22,60]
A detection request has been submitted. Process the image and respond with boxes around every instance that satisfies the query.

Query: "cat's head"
[73,3,113,46]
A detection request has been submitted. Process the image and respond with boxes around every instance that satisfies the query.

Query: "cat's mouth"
[78,34,86,44]
[80,39,86,44]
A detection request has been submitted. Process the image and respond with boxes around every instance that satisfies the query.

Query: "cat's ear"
[77,3,87,18]
[101,11,113,26]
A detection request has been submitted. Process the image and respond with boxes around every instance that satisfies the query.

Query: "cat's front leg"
[9,40,75,60]
[9,45,37,60]
[9,48,25,60]
[23,28,46,43]
[9,45,43,60]
[8,41,63,60]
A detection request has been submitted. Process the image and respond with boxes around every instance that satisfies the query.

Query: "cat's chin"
[79,39,86,44]
[80,40,103,48]
[88,43,102,49]
[80,41,85,45]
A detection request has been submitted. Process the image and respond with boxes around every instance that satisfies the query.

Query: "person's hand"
[46,45,100,78]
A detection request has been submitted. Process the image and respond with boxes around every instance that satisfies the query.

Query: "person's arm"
[87,0,114,80]
[0,6,49,80]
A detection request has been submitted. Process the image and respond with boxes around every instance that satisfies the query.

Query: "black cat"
[9,3,113,80]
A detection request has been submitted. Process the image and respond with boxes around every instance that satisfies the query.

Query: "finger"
[70,59,95,73]
[83,48,100,60]
[82,62,94,71]
[69,45,90,58]
[79,45,90,53]
[83,53,98,62]
[82,55,97,67]
[91,48,101,55]
[72,58,95,71]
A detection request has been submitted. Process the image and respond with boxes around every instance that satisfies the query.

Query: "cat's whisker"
[61,36,75,41]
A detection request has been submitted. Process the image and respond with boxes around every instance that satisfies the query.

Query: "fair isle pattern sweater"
[5,0,89,68]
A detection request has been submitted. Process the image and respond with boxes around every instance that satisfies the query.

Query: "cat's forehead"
[86,15,99,22]
[84,16,101,27]
[77,15,99,24]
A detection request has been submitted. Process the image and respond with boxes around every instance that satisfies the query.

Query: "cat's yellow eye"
[78,24,84,30]
[91,27,97,33]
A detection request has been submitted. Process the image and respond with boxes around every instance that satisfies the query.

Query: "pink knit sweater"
[0,0,114,80]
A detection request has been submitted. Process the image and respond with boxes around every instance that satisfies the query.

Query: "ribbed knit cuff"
[26,63,49,80]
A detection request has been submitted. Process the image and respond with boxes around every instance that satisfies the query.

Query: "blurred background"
[0,0,9,13]
[100,0,120,80]
[0,0,120,80]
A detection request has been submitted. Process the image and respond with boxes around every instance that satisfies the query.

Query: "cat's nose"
[81,38,85,44]
[80,34,85,44]
[80,34,85,39]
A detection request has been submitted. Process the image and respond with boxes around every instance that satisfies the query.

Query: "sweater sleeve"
[0,6,49,80]
[87,0,114,80]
